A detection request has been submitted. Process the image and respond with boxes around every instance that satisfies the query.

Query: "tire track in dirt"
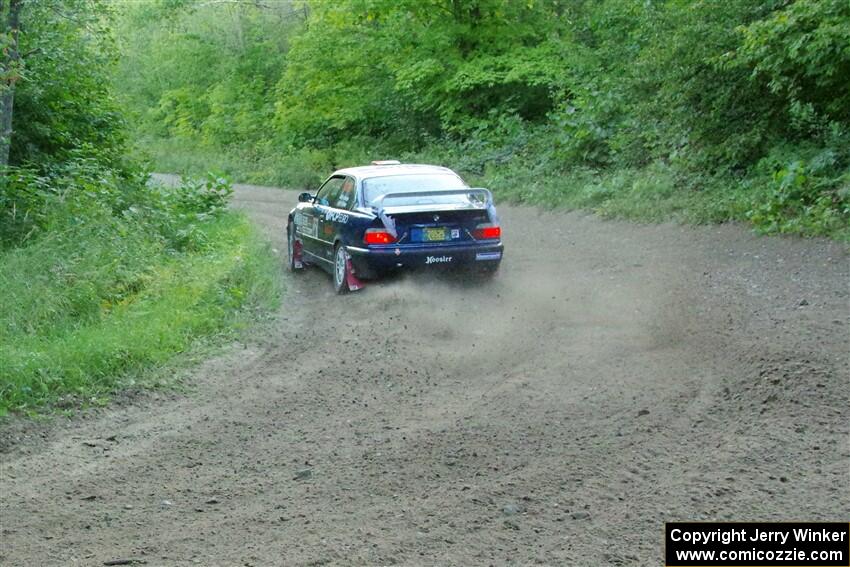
[1,178,848,566]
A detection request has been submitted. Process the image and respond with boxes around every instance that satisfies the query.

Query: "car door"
[316,175,358,258]
[299,176,342,261]
[311,176,345,262]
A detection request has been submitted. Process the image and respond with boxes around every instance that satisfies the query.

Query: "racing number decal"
[325,210,349,224]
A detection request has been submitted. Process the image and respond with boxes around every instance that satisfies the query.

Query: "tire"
[333,243,350,294]
[287,223,302,272]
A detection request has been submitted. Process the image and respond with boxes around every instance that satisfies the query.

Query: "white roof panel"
[334,163,457,180]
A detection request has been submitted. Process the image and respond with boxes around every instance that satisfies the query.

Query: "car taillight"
[473,224,501,240]
[363,228,396,245]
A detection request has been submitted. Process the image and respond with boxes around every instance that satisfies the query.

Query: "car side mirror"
[298,192,314,203]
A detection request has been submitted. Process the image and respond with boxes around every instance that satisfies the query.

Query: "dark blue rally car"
[286,162,503,293]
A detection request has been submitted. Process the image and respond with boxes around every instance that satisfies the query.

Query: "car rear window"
[363,174,468,206]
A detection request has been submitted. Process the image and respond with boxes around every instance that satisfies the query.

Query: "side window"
[333,176,356,210]
[315,177,344,206]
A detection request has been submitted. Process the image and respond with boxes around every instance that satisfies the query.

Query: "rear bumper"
[347,241,503,276]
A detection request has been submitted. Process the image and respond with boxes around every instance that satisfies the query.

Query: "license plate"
[423,227,447,241]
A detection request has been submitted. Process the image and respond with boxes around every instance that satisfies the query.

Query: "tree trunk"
[0,0,21,170]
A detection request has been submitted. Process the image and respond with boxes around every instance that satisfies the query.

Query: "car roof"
[333,163,458,180]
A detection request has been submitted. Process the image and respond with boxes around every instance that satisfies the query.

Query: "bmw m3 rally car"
[286,162,503,293]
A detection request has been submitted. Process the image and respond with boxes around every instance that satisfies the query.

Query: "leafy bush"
[135,173,235,252]
[730,0,850,131]
[747,156,850,236]
[0,167,50,247]
[11,1,130,171]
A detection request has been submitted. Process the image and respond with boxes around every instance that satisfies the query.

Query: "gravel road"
[2,179,848,566]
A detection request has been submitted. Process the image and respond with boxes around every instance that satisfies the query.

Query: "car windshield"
[363,174,469,206]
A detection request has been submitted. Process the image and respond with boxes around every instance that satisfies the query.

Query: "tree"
[0,0,22,168]
[7,0,128,171]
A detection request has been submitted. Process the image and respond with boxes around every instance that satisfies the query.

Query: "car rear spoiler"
[370,189,496,238]
[370,188,493,213]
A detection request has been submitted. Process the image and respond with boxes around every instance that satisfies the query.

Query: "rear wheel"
[333,244,350,294]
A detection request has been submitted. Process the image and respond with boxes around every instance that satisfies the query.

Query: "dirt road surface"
[2,179,848,566]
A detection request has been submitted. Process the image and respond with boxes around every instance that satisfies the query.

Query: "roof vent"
[370,160,401,166]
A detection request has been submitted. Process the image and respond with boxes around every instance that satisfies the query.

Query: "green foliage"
[275,0,564,144]
[116,0,850,239]
[141,174,236,251]
[746,141,850,237]
[115,0,293,147]
[11,0,129,170]
[0,0,282,415]
[730,0,850,131]
[1,158,141,249]
[1,154,282,416]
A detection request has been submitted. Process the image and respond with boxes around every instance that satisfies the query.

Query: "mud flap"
[293,239,304,269]
[345,251,364,291]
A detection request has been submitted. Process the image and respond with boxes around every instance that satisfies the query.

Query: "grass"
[0,212,281,416]
[473,162,753,224]
[472,162,849,241]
